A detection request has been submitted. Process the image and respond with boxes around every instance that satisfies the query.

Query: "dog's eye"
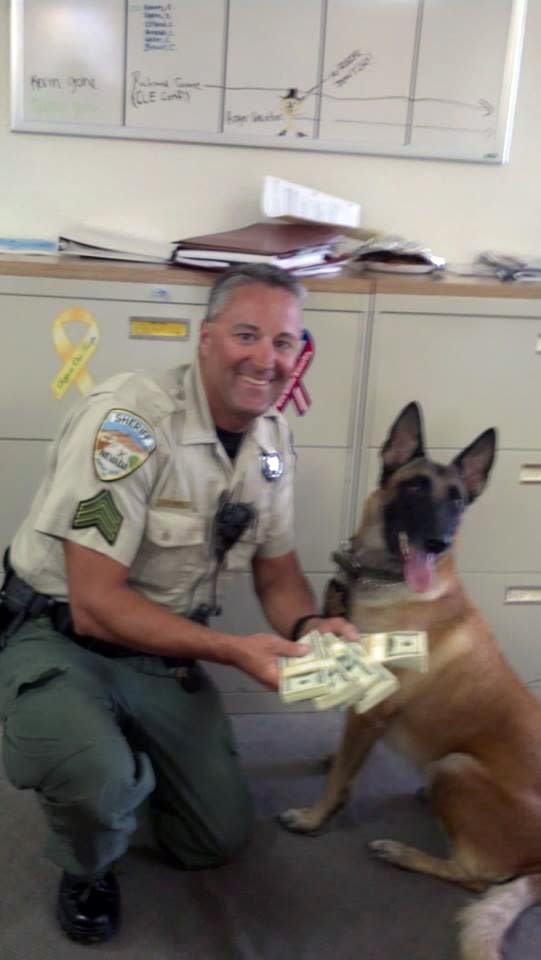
[447,485,463,506]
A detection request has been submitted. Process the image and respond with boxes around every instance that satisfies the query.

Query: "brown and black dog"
[280,402,541,960]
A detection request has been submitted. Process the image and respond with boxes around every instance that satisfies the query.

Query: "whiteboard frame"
[10,0,529,164]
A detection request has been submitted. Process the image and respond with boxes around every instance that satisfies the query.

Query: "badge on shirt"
[260,449,283,481]
[94,408,156,481]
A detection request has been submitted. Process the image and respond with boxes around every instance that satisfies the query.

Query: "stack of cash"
[360,630,428,673]
[279,629,428,712]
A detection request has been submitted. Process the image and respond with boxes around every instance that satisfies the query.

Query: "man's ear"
[198,318,211,356]
[380,402,425,484]
[451,428,497,503]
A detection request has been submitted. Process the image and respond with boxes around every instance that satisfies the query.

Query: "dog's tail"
[458,874,541,960]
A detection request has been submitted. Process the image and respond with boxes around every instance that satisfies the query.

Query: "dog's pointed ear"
[452,428,497,503]
[380,402,425,484]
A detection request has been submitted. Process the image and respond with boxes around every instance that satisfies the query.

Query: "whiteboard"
[10,0,528,163]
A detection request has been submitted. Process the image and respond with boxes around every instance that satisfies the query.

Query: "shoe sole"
[57,906,119,944]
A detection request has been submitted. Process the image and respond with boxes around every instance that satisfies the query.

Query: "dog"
[280,402,541,960]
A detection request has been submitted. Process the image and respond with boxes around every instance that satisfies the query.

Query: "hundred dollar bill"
[279,630,335,678]
[353,663,400,714]
[334,645,398,710]
[312,648,381,710]
[320,634,349,656]
[311,665,355,710]
[361,630,428,672]
[326,639,373,672]
[280,668,329,704]
[336,645,380,687]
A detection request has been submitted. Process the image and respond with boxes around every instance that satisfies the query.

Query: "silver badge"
[260,450,283,481]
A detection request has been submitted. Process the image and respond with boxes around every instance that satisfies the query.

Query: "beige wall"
[1,0,540,263]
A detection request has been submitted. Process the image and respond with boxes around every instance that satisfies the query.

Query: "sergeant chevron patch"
[72,490,124,545]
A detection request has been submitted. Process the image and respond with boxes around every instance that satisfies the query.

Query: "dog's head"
[339,403,496,599]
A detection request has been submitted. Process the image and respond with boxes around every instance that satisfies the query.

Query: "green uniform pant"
[0,618,254,878]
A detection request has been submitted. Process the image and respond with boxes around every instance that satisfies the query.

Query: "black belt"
[0,561,201,688]
[70,632,202,691]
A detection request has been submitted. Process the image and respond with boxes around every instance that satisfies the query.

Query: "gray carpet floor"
[1,712,540,959]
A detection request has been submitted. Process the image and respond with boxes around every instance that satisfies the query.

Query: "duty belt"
[0,558,202,688]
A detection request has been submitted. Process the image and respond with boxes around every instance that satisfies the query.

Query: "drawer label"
[505,587,541,604]
[519,465,541,483]
[129,317,190,340]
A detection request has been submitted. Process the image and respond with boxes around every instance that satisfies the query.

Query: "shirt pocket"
[222,497,275,572]
[224,533,258,573]
[131,509,209,591]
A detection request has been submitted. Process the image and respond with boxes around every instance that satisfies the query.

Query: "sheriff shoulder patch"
[72,490,124,545]
[94,408,156,482]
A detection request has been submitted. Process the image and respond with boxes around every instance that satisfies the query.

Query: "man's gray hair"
[206,263,306,321]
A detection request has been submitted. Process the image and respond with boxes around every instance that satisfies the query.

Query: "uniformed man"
[0,263,356,944]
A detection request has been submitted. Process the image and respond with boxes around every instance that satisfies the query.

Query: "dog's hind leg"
[368,839,489,892]
[279,707,383,834]
[370,754,525,893]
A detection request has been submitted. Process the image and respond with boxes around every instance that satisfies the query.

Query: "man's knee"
[211,800,255,863]
[55,745,155,828]
[157,793,255,868]
[4,724,155,827]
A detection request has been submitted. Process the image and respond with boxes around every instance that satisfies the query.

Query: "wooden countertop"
[1,255,541,299]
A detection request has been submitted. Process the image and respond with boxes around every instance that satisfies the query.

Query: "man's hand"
[233,634,309,690]
[297,616,359,644]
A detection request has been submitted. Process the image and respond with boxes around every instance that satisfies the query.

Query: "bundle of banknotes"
[279,630,428,712]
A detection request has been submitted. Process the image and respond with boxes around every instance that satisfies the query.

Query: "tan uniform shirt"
[10,361,296,615]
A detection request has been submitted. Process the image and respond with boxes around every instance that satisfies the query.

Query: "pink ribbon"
[275,330,314,415]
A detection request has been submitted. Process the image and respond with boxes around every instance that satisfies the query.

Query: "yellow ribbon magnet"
[50,307,100,400]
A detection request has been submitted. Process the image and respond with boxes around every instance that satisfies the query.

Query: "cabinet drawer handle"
[537,334,541,353]
[505,587,541,604]
[519,465,541,483]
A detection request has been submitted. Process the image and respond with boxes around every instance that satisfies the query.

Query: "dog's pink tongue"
[404,549,435,593]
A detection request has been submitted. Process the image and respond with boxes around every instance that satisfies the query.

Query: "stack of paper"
[58,225,176,264]
[172,221,346,275]
[0,237,58,255]
[262,175,361,229]
[279,630,428,712]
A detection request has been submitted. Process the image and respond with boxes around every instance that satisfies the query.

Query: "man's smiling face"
[199,282,303,431]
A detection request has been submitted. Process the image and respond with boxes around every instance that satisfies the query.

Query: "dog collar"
[332,549,404,585]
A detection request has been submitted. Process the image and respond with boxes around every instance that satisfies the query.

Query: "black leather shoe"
[57,870,121,943]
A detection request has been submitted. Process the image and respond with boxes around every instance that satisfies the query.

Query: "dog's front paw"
[277,807,325,834]
[368,839,407,863]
